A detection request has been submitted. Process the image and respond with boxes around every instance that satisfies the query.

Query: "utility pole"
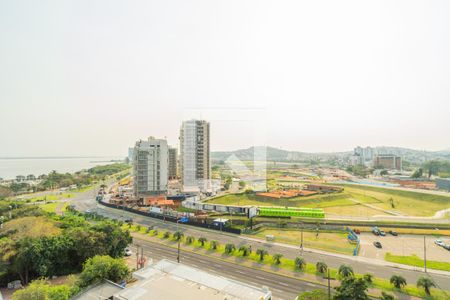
[327,268,331,300]
[424,236,427,273]
[136,244,140,270]
[140,246,144,268]
[300,222,304,254]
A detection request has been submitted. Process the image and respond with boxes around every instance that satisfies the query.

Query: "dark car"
[373,241,382,248]
[124,218,133,223]
[388,230,398,236]
[443,244,450,251]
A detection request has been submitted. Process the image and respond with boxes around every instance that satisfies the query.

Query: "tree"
[316,261,327,274]
[238,245,251,257]
[224,243,236,254]
[390,275,406,289]
[411,168,423,179]
[210,240,218,250]
[256,249,268,262]
[380,291,396,300]
[78,255,129,288]
[298,289,328,300]
[363,273,373,284]
[338,264,354,279]
[295,257,306,270]
[93,222,132,258]
[423,160,441,178]
[272,253,283,265]
[12,279,71,300]
[67,227,108,263]
[186,236,195,244]
[163,231,171,239]
[238,181,246,188]
[173,231,184,241]
[333,277,369,300]
[416,276,435,295]
[198,237,207,247]
[380,170,388,176]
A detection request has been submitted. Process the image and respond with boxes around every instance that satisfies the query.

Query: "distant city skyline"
[1,1,449,157]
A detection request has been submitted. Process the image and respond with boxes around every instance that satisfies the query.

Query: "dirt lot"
[359,232,450,262]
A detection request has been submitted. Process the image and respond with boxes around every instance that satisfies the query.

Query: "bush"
[163,231,171,239]
[298,289,328,300]
[186,236,195,244]
[363,273,373,284]
[12,279,71,300]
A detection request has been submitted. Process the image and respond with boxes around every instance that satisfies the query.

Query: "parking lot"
[358,232,450,262]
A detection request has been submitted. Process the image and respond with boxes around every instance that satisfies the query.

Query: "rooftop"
[115,259,271,300]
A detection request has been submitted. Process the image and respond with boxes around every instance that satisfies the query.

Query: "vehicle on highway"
[372,227,380,236]
[353,229,361,234]
[443,244,450,251]
[379,231,386,236]
[388,230,398,236]
[124,218,133,223]
[124,248,132,256]
[373,241,382,248]
[435,239,445,247]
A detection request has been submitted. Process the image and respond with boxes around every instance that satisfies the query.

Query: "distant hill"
[212,146,350,162]
[211,146,450,163]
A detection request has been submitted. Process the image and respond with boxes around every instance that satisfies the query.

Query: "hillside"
[212,146,450,163]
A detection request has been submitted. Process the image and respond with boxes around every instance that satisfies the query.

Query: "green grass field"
[342,185,450,216]
[40,202,68,213]
[249,228,355,255]
[207,183,450,217]
[385,253,450,272]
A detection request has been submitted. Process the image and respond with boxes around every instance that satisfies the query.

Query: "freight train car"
[258,206,325,218]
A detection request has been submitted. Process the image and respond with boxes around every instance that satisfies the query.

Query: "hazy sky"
[1,1,449,157]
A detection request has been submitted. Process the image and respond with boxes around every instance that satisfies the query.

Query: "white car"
[434,239,445,247]
[124,248,132,256]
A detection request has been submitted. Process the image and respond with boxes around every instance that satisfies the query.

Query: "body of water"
[0,157,124,180]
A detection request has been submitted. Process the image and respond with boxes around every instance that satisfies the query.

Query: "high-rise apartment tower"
[132,137,169,197]
[179,120,211,191]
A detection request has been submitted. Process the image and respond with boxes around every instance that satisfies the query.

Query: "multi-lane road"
[135,237,328,299]
[69,191,450,292]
